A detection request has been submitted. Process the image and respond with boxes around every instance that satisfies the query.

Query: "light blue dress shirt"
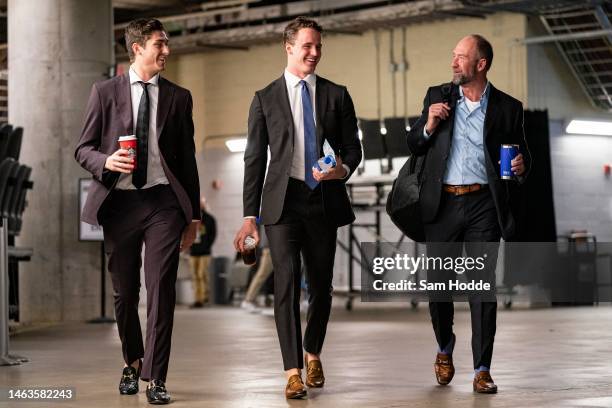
[424,83,490,185]
[444,83,490,185]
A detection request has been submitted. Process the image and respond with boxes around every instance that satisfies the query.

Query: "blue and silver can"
[500,144,519,180]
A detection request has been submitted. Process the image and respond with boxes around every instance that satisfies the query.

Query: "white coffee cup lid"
[119,135,136,141]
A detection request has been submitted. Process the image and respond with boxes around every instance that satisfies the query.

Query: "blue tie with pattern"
[301,80,318,190]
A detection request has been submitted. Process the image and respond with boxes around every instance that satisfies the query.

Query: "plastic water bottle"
[314,140,337,174]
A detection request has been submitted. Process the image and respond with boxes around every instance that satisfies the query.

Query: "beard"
[452,64,477,85]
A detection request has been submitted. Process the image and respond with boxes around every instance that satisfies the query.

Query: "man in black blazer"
[407,35,529,394]
[234,16,362,399]
[75,19,199,404]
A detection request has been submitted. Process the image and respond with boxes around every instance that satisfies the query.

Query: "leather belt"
[443,183,487,196]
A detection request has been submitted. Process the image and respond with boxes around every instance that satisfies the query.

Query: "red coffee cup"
[118,135,137,169]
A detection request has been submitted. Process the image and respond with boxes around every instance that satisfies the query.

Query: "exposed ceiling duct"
[112,0,492,57]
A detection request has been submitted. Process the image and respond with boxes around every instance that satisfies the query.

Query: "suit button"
[437,178,442,182]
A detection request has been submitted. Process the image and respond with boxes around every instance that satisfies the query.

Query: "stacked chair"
[0,124,34,366]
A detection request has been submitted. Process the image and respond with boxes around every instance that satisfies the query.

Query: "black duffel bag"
[385,153,426,242]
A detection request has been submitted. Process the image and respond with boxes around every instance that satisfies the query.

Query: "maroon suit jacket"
[75,73,200,226]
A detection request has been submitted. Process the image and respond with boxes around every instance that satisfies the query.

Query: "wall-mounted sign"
[79,178,103,241]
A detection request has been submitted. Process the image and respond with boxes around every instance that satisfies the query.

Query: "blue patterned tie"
[301,80,318,190]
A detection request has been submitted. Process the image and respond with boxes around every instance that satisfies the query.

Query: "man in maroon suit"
[75,18,199,405]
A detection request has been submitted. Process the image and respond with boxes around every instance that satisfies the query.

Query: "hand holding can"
[500,144,519,180]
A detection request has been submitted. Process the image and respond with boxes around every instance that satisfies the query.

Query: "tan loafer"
[285,374,307,399]
[434,353,455,385]
[304,356,325,388]
[473,371,498,394]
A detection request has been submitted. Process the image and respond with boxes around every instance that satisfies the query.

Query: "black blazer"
[407,83,530,240]
[243,75,362,227]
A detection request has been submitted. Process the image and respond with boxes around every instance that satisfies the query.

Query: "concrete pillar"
[8,0,113,322]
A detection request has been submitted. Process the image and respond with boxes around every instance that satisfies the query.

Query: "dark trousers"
[101,184,186,382]
[265,178,337,370]
[424,188,500,369]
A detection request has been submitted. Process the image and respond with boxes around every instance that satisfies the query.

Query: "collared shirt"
[443,83,490,185]
[284,69,317,181]
[116,66,169,190]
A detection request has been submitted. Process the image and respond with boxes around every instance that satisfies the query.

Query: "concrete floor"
[2,302,612,408]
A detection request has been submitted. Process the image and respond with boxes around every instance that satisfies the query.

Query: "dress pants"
[265,178,337,370]
[424,188,500,369]
[101,184,186,382]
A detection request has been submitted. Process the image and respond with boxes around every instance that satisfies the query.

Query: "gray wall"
[549,121,612,241]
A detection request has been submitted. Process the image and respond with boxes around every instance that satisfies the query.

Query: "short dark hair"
[283,16,323,45]
[125,18,166,62]
[471,34,493,71]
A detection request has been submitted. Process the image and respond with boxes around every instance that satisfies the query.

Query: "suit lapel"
[277,76,295,146]
[483,84,500,174]
[115,73,132,134]
[157,77,175,138]
[438,83,459,157]
[315,76,327,153]
[484,84,499,144]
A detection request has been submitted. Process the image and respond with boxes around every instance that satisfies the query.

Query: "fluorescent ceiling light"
[566,119,612,136]
[225,138,247,152]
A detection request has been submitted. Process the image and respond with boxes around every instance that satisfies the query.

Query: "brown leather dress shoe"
[434,353,455,385]
[304,356,325,388]
[285,374,307,399]
[473,371,498,394]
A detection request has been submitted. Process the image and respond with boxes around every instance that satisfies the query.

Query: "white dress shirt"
[283,69,350,182]
[284,69,317,181]
[116,66,169,190]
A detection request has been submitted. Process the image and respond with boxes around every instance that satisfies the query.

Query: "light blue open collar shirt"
[443,82,491,185]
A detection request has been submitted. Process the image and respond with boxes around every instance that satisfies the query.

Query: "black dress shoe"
[146,380,171,405]
[119,360,141,395]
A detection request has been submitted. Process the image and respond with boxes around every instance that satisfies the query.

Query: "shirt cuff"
[244,216,257,219]
[341,164,350,180]
[423,128,431,140]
